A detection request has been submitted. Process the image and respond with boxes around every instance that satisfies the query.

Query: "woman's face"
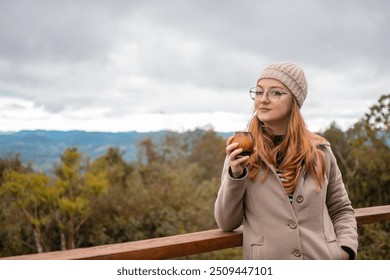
[254,78,294,135]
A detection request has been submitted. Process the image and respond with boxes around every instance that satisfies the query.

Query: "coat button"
[288,221,297,229]
[296,195,304,203]
[292,249,302,257]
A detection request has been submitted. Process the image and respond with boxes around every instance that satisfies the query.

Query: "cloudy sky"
[0,0,389,133]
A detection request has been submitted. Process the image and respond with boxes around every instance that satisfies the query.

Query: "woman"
[214,62,358,260]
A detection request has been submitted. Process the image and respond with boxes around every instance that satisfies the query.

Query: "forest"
[0,94,389,259]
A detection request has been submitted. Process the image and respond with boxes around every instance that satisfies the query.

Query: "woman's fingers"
[226,135,234,146]
[226,142,239,156]
[226,137,250,178]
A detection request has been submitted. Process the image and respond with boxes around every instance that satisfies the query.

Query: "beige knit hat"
[259,62,307,108]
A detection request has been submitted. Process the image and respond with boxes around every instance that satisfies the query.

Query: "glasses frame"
[249,87,288,101]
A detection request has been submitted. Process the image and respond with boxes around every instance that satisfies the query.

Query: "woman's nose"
[258,92,270,103]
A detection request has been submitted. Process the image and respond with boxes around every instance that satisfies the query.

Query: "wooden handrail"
[2,205,390,260]
[355,205,390,225]
[2,228,243,260]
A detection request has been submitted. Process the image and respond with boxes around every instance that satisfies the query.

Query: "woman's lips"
[258,108,271,113]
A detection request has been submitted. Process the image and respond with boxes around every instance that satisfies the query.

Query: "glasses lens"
[269,89,283,101]
[249,87,256,100]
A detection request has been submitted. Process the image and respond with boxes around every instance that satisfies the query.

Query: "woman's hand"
[226,136,250,178]
[341,249,350,260]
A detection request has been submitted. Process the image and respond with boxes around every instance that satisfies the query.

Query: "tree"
[321,122,351,178]
[0,171,54,253]
[53,147,108,250]
[188,129,226,181]
[345,94,389,259]
[78,148,138,246]
[0,154,32,184]
[81,132,223,247]
[346,95,389,208]
[365,94,389,133]
[0,155,39,256]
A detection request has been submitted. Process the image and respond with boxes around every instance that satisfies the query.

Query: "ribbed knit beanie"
[259,62,307,108]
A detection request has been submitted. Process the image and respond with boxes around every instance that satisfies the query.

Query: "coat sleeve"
[214,157,248,231]
[324,145,358,259]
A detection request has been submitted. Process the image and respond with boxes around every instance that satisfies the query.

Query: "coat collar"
[309,132,330,147]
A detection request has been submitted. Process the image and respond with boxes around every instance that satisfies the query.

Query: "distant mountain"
[0,130,173,172]
[0,130,234,172]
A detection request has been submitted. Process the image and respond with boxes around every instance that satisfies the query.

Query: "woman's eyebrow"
[256,85,284,90]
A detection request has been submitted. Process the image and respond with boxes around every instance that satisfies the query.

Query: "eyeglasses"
[249,87,288,101]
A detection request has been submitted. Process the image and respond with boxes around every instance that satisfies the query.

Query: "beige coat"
[214,139,358,259]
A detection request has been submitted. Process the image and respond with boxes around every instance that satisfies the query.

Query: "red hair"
[247,99,326,193]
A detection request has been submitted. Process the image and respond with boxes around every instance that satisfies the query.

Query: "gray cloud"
[0,0,388,131]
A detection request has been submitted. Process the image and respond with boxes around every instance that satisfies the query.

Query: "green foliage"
[357,223,390,260]
[81,131,224,248]
[344,96,389,208]
[0,147,109,254]
[0,154,32,184]
[0,155,36,256]
[53,147,109,250]
[0,171,53,253]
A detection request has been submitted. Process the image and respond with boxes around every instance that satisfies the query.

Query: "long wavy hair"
[247,98,326,193]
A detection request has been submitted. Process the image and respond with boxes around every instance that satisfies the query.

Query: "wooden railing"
[3,205,390,260]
